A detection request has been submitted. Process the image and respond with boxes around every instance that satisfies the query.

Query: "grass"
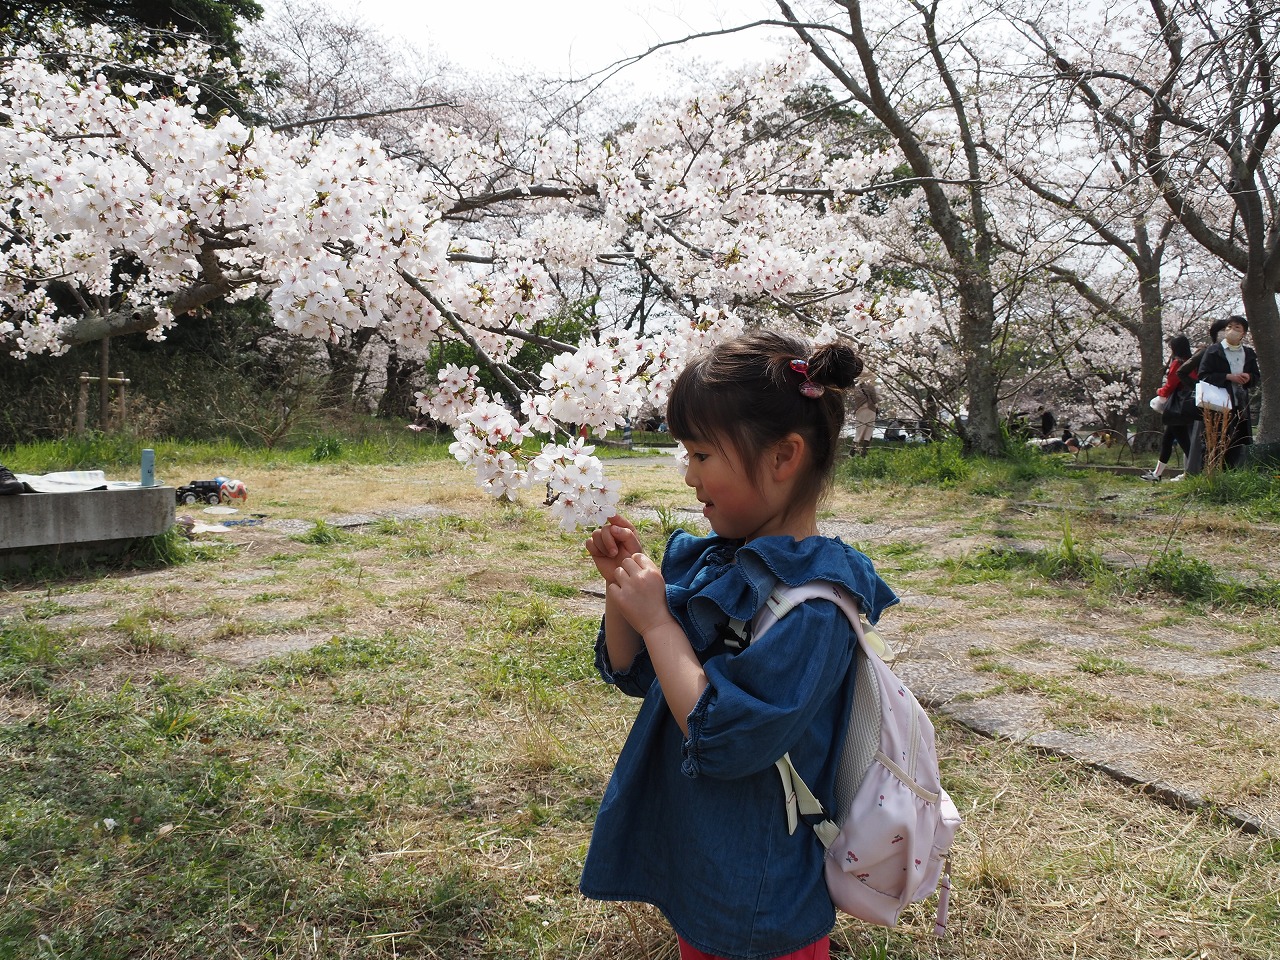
[1,442,1278,959]
[2,425,454,475]
[946,537,1280,610]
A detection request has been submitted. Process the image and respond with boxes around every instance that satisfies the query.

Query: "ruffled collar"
[662,529,899,651]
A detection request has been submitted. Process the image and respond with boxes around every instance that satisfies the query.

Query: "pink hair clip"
[789,358,825,398]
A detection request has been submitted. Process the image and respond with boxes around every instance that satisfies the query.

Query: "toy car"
[175,477,248,506]
[176,480,224,505]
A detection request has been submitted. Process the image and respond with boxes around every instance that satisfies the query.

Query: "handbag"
[1195,381,1232,412]
[1162,388,1195,423]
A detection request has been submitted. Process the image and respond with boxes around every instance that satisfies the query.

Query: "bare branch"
[269,101,456,132]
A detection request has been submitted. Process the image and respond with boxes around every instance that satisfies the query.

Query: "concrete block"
[0,486,175,572]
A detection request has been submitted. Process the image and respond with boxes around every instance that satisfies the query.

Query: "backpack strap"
[734,581,890,844]
[724,581,890,658]
[723,581,892,843]
[775,752,840,847]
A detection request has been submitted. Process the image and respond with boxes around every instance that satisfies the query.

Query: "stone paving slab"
[1118,649,1242,678]
[1229,672,1280,704]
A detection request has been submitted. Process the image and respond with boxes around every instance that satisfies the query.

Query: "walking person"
[581,331,898,960]
[1141,335,1195,481]
[1197,315,1261,470]
[849,373,880,457]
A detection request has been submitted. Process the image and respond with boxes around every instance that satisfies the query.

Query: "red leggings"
[677,935,830,960]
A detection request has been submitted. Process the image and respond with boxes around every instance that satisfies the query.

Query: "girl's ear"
[770,433,807,481]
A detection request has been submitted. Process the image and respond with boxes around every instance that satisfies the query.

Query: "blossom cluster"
[446,404,619,531]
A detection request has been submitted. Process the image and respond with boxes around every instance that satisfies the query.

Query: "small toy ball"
[219,478,248,505]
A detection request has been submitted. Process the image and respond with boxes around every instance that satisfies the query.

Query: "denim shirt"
[580,529,898,960]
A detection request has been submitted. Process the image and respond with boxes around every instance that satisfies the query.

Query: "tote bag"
[1195,381,1232,413]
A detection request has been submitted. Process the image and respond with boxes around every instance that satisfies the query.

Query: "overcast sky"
[339,0,790,88]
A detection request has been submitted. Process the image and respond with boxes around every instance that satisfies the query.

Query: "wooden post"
[115,370,127,432]
[76,373,90,437]
[99,337,111,432]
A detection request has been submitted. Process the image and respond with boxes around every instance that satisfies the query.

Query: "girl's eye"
[693,453,710,462]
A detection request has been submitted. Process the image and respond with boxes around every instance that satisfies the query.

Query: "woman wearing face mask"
[1197,315,1262,468]
[1172,318,1228,478]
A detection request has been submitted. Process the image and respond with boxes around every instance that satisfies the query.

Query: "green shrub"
[1142,549,1221,603]
[845,439,972,487]
[293,520,350,545]
[309,436,344,461]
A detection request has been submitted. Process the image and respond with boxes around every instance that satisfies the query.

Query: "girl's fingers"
[588,528,619,558]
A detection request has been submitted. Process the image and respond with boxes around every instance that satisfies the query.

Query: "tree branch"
[269,101,457,132]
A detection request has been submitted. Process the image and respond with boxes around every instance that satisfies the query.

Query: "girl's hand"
[1227,372,1250,384]
[609,552,674,635]
[585,515,643,581]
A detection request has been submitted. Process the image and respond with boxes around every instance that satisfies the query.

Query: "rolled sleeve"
[679,601,853,780]
[593,619,656,698]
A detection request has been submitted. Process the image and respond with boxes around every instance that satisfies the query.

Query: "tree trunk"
[1133,330,1165,453]
[377,345,419,420]
[957,280,1003,456]
[1241,276,1278,444]
[99,337,111,432]
[1133,256,1168,441]
[322,329,375,411]
[773,0,1007,457]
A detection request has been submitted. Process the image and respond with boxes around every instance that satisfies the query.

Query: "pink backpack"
[729,581,961,934]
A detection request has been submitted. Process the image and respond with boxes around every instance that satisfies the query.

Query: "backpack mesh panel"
[833,647,881,820]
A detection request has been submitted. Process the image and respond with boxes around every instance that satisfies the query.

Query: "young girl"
[581,331,898,960]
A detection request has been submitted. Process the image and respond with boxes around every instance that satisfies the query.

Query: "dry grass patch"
[2,455,1278,959]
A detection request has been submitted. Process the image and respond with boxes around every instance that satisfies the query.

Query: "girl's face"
[682,435,792,542]
[1223,322,1246,346]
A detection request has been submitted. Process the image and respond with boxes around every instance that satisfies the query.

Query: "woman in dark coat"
[1197,315,1262,469]
[1175,317,1229,478]
[1141,335,1194,481]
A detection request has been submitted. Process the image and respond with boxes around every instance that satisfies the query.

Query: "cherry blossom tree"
[760,0,1022,456]
[242,0,462,412]
[1018,0,1280,444]
[2,22,934,527]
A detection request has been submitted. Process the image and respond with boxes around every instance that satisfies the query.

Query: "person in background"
[848,373,880,457]
[1141,334,1195,482]
[1172,317,1230,479]
[1039,407,1056,438]
[1197,315,1261,469]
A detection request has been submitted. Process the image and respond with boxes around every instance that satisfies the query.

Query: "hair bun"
[807,342,863,389]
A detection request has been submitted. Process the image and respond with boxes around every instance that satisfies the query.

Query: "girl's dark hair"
[1168,335,1191,360]
[666,330,863,510]
[1209,317,1229,342]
